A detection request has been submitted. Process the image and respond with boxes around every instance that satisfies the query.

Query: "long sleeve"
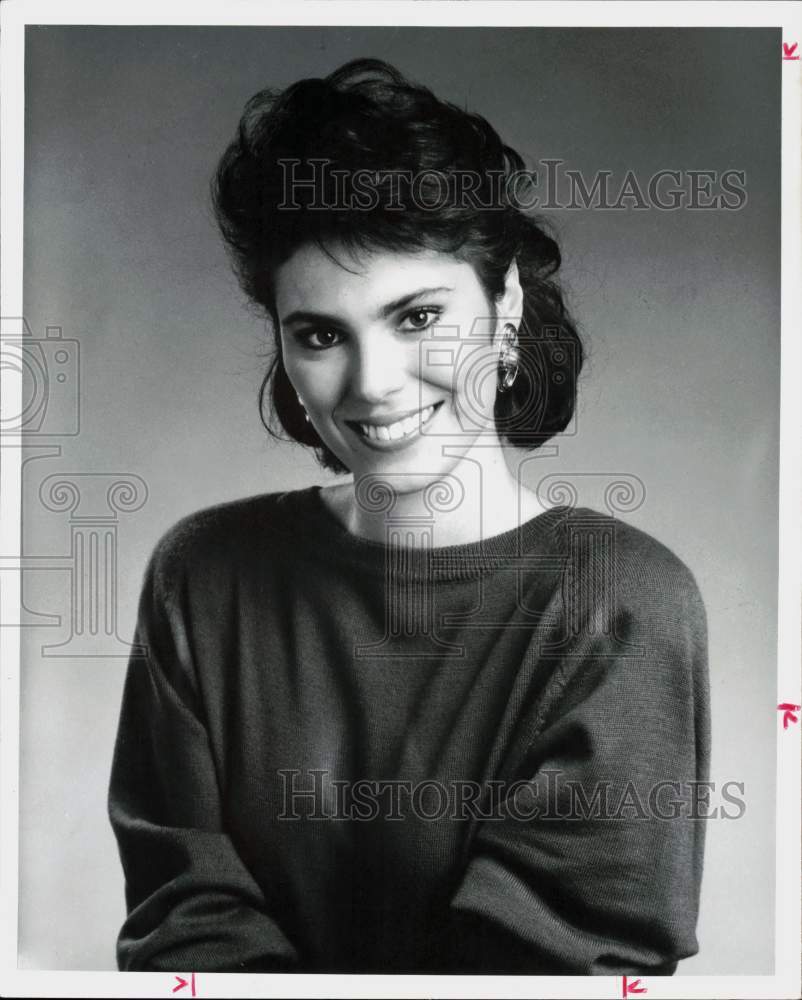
[429,537,711,975]
[107,531,299,971]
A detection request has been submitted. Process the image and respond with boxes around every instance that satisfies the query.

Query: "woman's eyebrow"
[375,286,454,319]
[280,286,454,328]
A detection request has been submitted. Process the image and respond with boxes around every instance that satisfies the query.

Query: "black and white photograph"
[1,3,799,998]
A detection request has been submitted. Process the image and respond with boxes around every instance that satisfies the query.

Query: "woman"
[108,59,710,975]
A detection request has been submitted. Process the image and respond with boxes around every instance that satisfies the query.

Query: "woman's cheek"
[300,356,348,418]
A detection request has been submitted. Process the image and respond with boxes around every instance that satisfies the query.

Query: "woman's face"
[275,242,506,489]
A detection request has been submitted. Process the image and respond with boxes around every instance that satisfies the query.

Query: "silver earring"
[497,323,520,393]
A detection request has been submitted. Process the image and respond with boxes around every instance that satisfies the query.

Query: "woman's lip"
[345,401,443,451]
[344,402,440,427]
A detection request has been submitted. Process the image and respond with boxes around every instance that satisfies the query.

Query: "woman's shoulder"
[143,487,316,583]
[560,505,706,614]
[551,507,709,681]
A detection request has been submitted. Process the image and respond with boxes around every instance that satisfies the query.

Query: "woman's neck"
[322,449,548,548]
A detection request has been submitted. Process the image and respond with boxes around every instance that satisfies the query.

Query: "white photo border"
[1,2,799,998]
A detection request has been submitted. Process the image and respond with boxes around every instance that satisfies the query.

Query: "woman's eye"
[399,307,442,332]
[296,309,441,348]
[299,328,343,350]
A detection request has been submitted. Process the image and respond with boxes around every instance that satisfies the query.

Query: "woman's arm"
[108,534,299,971]
[429,540,711,975]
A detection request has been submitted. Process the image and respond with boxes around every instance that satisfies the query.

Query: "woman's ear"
[494,259,524,343]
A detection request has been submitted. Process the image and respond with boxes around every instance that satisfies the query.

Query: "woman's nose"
[349,334,408,403]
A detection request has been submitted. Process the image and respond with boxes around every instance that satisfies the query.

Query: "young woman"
[108,59,710,975]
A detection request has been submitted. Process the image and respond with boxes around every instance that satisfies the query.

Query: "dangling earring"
[497,323,520,393]
[297,393,311,423]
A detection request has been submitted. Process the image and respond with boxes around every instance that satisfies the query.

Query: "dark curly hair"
[211,58,583,474]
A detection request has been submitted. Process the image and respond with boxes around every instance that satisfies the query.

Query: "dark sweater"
[108,485,710,974]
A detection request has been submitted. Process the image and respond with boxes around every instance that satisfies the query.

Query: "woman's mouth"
[345,402,443,450]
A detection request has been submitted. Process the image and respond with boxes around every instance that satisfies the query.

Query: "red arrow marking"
[783,42,799,59]
[778,703,801,729]
[172,977,188,994]
[623,975,648,996]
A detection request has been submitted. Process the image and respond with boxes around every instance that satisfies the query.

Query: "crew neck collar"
[277,485,572,582]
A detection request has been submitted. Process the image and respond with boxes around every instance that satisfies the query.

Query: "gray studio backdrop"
[19,26,779,972]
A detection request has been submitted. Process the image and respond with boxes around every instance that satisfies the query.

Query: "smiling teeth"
[359,405,435,441]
